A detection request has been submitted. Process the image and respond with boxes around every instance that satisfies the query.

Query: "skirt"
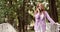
[34,23,46,32]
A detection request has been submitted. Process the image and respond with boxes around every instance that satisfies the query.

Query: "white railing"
[46,23,60,32]
[0,23,16,32]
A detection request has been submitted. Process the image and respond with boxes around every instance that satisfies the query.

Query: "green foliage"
[0,0,49,24]
[0,0,6,23]
[57,0,60,23]
[0,0,59,27]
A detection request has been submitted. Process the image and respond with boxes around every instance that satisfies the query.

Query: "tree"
[48,0,58,22]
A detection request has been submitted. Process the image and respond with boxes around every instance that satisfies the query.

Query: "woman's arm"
[34,9,40,18]
[45,11,55,25]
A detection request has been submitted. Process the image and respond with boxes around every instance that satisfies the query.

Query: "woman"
[34,3,55,32]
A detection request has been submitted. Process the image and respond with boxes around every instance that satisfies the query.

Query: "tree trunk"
[49,0,58,22]
[17,0,30,32]
[16,5,23,32]
[22,0,26,32]
[18,16,22,32]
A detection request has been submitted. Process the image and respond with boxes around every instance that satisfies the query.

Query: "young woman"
[34,3,55,32]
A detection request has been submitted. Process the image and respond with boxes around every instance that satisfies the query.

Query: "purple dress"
[34,11,55,32]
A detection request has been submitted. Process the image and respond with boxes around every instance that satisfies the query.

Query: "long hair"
[34,3,45,14]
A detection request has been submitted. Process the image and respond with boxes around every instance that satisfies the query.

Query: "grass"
[28,30,34,32]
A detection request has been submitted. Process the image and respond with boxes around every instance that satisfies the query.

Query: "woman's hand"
[37,8,41,13]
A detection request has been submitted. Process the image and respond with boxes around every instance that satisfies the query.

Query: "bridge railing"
[46,23,60,32]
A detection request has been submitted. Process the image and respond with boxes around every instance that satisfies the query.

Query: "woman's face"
[36,3,44,12]
[38,4,42,10]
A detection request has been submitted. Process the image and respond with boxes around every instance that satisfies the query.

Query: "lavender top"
[34,11,55,30]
